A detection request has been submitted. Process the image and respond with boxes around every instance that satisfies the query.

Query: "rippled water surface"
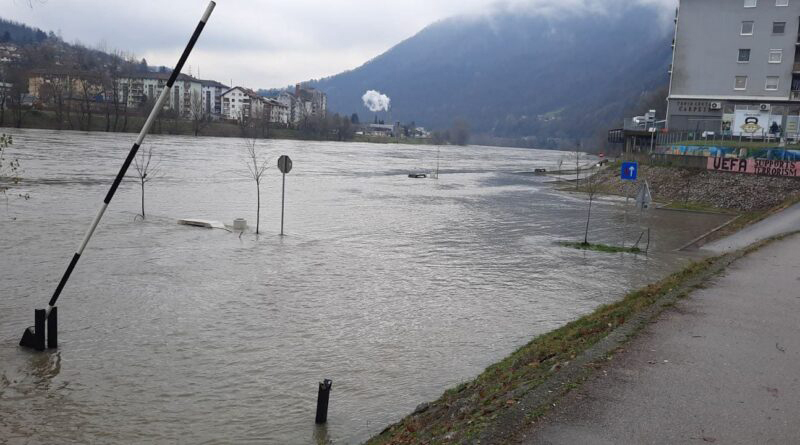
[0,129,729,444]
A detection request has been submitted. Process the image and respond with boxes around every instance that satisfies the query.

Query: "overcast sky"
[5,0,676,89]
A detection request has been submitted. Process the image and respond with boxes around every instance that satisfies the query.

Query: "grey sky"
[5,0,676,89]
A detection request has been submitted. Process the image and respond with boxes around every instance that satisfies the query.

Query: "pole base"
[19,307,57,351]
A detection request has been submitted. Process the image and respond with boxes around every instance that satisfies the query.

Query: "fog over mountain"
[309,2,673,141]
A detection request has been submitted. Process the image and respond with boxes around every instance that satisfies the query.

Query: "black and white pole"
[19,1,216,351]
[277,155,293,236]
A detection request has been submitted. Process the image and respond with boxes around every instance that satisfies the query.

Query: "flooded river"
[0,129,729,444]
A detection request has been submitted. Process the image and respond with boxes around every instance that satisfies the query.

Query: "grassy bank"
[367,256,719,444]
[558,241,642,254]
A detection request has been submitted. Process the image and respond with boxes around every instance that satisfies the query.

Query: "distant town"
[0,26,443,144]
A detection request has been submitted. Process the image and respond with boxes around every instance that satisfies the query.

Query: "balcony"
[791,91,800,100]
[794,62,800,73]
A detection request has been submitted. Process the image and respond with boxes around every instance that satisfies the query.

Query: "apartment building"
[199,79,228,117]
[128,73,202,118]
[667,0,800,137]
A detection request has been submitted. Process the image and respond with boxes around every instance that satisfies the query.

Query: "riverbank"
[365,230,795,444]
[365,163,800,443]
[366,254,723,444]
[0,111,438,146]
[522,232,800,444]
[578,163,800,212]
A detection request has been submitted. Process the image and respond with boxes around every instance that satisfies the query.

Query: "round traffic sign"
[278,155,293,174]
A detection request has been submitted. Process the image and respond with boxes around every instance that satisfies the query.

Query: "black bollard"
[47,307,58,349]
[19,309,46,351]
[315,379,333,424]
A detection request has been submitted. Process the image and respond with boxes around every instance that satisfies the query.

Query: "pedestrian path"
[703,201,800,253]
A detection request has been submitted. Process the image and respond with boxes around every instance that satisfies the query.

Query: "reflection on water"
[0,129,729,444]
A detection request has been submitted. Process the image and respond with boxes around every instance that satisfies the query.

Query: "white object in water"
[178,219,227,230]
[233,218,248,231]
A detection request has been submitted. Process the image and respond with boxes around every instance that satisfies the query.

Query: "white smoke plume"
[362,90,391,112]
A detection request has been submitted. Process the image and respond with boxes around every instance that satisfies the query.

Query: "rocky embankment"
[588,165,800,211]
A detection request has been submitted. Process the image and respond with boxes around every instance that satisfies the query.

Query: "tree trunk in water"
[256,182,261,235]
[141,181,146,219]
[584,196,593,245]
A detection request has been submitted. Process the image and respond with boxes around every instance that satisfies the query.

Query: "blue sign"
[621,162,638,181]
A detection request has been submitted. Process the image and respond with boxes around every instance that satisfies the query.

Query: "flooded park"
[0,129,731,444]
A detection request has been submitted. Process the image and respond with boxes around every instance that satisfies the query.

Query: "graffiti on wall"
[707,157,800,177]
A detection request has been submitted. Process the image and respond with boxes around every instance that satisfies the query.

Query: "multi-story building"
[295,84,327,119]
[274,85,328,126]
[110,72,201,117]
[222,86,290,125]
[199,79,228,117]
[222,86,258,121]
[667,0,800,138]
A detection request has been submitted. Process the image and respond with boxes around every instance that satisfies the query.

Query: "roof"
[197,79,228,88]
[222,86,262,99]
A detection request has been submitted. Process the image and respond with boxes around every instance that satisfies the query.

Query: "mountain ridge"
[308,4,673,143]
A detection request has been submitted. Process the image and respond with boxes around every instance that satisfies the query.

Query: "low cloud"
[362,90,391,112]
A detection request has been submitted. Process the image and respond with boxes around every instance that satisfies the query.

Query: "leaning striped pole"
[19,1,216,351]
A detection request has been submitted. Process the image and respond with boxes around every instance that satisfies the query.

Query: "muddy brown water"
[0,129,730,444]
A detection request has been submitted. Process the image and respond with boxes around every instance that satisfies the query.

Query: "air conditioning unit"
[760,103,771,111]
[709,102,722,111]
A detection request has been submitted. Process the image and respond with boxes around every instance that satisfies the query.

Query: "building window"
[766,76,780,90]
[773,22,786,33]
[735,76,748,90]
[776,0,788,5]
[741,21,754,35]
[744,0,757,6]
[769,49,783,63]
[738,49,751,62]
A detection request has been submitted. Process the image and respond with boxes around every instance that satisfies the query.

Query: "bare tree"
[0,66,9,127]
[252,100,272,139]
[132,145,160,219]
[582,168,600,245]
[574,143,582,191]
[244,138,271,235]
[0,134,21,208]
[7,67,31,128]
[189,89,208,136]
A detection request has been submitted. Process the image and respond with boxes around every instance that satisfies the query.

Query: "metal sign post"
[620,162,638,248]
[18,1,217,351]
[277,155,293,236]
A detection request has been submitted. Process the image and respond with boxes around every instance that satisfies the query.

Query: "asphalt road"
[519,234,800,445]
[703,201,800,253]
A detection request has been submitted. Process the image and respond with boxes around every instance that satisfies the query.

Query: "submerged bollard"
[315,379,333,424]
[19,309,46,351]
[47,306,58,349]
[19,307,58,351]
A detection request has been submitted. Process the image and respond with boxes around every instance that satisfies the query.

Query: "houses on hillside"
[24,67,328,128]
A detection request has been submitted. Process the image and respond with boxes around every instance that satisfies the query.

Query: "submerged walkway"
[519,234,800,444]
[703,201,800,253]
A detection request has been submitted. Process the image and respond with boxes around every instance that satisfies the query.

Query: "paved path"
[519,234,800,445]
[703,201,800,253]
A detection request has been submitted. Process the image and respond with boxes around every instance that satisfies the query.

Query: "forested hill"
[308,3,673,142]
[0,17,50,44]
